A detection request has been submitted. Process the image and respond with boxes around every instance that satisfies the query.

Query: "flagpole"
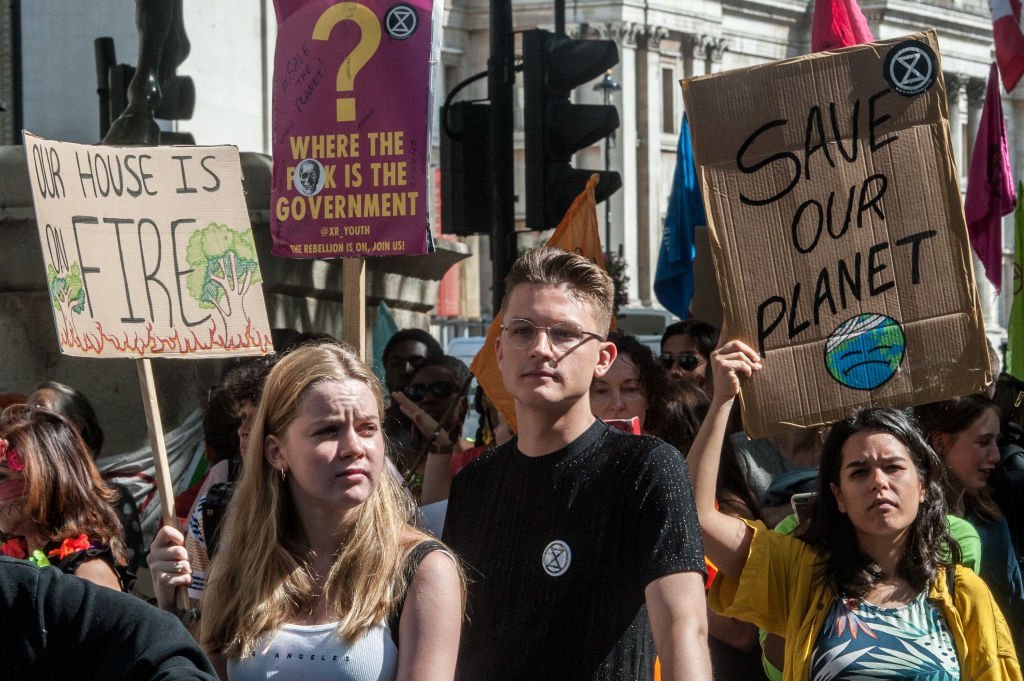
[488,0,515,312]
[593,71,621,257]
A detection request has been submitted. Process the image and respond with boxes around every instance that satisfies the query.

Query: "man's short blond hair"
[501,247,614,334]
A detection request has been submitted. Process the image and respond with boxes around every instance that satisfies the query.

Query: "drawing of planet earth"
[824,314,905,390]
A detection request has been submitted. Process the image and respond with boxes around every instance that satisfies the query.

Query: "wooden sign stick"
[135,357,191,614]
[343,258,367,361]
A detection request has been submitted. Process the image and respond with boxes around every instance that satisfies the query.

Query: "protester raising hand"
[709,340,762,401]
[390,355,471,503]
[688,338,1022,680]
[390,390,460,452]
[688,339,762,578]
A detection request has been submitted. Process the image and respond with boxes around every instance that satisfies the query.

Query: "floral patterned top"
[0,531,126,591]
[810,590,960,680]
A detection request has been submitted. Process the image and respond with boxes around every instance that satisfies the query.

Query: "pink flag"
[965,63,1016,292]
[991,0,1024,91]
[811,0,874,52]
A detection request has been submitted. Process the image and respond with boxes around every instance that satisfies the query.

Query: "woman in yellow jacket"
[688,339,1021,681]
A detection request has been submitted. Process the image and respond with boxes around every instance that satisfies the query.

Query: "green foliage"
[604,253,629,314]
[185,223,262,309]
[47,262,85,315]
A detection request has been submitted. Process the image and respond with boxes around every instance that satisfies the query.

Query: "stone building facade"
[0,0,1015,334]
[441,0,1011,342]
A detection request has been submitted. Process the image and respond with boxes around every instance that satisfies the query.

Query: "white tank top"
[227,620,399,681]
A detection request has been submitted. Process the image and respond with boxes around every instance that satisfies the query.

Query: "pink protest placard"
[271,0,437,258]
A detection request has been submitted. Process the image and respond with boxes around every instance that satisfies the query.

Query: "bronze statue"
[103,0,190,144]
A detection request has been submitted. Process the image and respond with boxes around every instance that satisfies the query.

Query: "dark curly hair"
[381,329,443,367]
[203,384,241,465]
[801,408,956,598]
[222,354,281,407]
[606,331,672,433]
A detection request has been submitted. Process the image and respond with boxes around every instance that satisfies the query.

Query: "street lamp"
[593,70,621,258]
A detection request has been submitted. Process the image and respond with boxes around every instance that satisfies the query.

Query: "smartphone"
[790,492,817,524]
[604,417,642,435]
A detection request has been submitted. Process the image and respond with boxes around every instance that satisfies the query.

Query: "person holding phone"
[443,247,711,681]
[689,338,1021,680]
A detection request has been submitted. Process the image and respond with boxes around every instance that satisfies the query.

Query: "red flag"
[965,63,1016,292]
[992,0,1024,91]
[811,0,874,52]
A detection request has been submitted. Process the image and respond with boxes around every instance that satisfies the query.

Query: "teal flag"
[1008,182,1024,379]
[372,301,398,386]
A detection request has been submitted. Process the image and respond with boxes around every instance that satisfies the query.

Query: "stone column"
[636,26,670,306]
[600,21,641,296]
[946,72,968,190]
[681,34,710,78]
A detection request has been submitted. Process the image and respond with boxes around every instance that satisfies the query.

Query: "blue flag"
[654,114,705,319]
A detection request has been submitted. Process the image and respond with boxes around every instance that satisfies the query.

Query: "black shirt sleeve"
[632,441,706,587]
[1,556,218,681]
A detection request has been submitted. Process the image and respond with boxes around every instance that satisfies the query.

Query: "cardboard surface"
[682,31,990,437]
[23,133,273,358]
[270,0,440,258]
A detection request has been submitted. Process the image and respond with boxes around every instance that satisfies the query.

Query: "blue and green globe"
[824,314,905,390]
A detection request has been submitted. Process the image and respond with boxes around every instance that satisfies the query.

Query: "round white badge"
[541,540,572,577]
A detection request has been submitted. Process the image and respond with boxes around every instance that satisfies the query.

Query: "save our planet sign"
[824,314,906,390]
[683,31,990,437]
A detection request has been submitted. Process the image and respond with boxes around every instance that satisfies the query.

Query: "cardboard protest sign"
[23,133,274,358]
[682,31,990,437]
[271,0,441,258]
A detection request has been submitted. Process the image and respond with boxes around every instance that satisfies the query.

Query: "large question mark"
[313,3,382,123]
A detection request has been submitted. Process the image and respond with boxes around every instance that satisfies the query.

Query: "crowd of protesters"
[2,246,1023,680]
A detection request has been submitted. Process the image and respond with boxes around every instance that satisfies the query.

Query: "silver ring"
[174,561,185,574]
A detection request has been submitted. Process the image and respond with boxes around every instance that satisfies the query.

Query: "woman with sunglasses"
[689,339,1021,680]
[0,405,128,591]
[389,355,471,502]
[659,320,719,391]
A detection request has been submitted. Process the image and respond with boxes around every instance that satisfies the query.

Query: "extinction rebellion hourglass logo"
[542,540,571,577]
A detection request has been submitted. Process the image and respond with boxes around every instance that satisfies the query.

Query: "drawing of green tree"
[185,223,262,345]
[47,262,86,346]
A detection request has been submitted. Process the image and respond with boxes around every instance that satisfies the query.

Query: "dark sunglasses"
[402,380,460,402]
[658,352,702,371]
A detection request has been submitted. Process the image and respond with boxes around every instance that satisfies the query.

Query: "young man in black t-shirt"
[443,248,711,681]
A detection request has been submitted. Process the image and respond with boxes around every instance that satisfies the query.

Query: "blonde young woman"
[199,342,464,681]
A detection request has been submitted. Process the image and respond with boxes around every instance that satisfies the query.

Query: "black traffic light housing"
[523,29,622,230]
[440,100,493,236]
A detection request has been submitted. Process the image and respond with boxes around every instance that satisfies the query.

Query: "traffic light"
[523,29,622,230]
[98,37,196,144]
[440,101,493,236]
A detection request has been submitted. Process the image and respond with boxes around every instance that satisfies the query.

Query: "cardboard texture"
[23,133,273,358]
[682,31,990,437]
